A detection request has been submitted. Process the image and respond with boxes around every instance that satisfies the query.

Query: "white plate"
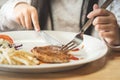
[0,30,108,73]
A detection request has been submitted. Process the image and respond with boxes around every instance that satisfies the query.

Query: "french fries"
[0,47,39,65]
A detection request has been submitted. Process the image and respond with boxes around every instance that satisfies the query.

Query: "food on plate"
[0,34,14,44]
[31,45,79,63]
[0,34,81,65]
[0,36,39,65]
[0,49,39,65]
[9,50,39,65]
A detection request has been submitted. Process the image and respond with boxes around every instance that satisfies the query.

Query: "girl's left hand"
[87,4,120,46]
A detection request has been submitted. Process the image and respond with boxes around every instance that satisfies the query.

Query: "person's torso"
[47,0,83,32]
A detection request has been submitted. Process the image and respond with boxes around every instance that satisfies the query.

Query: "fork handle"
[80,0,113,34]
[101,0,113,9]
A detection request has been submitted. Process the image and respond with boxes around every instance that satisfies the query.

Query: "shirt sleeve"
[1,0,31,19]
[106,44,120,52]
[0,0,31,31]
[107,0,120,26]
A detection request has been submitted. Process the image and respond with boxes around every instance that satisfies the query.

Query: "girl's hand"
[14,3,40,31]
[87,4,120,46]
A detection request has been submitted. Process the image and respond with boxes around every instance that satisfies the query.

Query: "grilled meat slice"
[31,45,71,63]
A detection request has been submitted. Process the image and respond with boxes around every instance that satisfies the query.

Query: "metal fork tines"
[61,32,83,51]
[61,0,113,51]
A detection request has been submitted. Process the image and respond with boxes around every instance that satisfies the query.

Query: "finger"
[99,31,119,45]
[93,16,111,25]
[93,4,99,10]
[24,12,33,30]
[31,8,40,31]
[87,9,109,18]
[19,14,26,28]
[15,17,21,25]
[99,31,113,40]
[95,24,111,32]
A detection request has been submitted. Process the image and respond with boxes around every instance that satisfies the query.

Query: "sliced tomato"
[0,34,14,44]
[72,48,80,51]
[70,55,79,60]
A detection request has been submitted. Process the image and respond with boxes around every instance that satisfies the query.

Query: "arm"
[0,0,32,31]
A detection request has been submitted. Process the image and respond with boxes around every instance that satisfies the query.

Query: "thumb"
[93,4,99,10]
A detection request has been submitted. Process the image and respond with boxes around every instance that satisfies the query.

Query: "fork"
[61,0,113,51]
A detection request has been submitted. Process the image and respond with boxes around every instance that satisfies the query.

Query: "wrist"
[104,39,120,51]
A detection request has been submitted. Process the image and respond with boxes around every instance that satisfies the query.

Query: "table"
[0,50,120,80]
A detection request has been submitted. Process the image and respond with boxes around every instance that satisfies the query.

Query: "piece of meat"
[31,45,71,63]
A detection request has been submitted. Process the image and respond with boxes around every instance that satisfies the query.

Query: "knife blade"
[39,31,63,46]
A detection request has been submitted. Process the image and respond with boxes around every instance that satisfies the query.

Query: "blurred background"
[0,0,7,8]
